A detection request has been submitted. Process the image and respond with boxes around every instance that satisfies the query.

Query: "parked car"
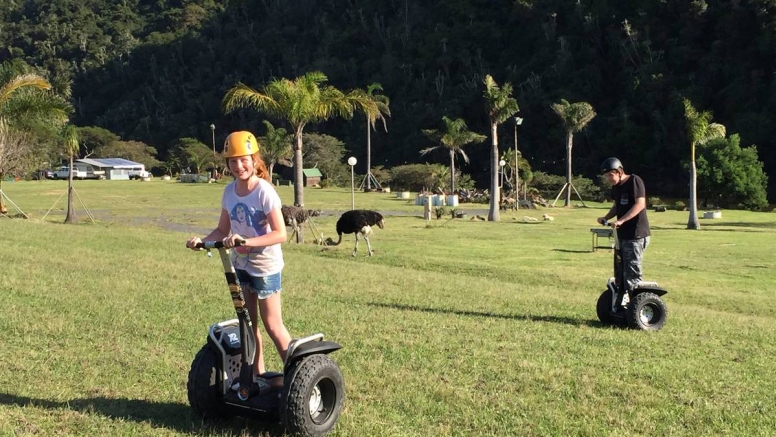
[32,169,54,180]
[128,168,150,179]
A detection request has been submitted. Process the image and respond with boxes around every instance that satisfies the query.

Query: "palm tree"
[483,75,519,221]
[258,120,293,177]
[0,61,70,214]
[63,124,79,224]
[223,71,381,208]
[683,98,726,230]
[353,83,390,190]
[0,62,69,128]
[421,116,486,194]
[550,99,596,207]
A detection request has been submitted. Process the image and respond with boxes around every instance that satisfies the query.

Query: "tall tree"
[222,71,380,209]
[697,134,768,211]
[483,75,519,221]
[62,124,79,224]
[353,83,391,190]
[683,98,726,229]
[258,120,293,178]
[550,99,597,207]
[421,116,486,195]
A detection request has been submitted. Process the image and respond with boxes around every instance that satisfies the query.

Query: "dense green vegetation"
[2,0,776,201]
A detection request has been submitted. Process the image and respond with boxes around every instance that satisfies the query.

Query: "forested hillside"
[2,0,775,198]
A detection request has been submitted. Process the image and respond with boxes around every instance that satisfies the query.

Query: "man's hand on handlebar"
[596,217,621,228]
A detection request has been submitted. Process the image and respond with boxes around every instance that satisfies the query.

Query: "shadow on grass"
[367,302,600,327]
[552,248,598,254]
[0,392,285,436]
[698,221,776,230]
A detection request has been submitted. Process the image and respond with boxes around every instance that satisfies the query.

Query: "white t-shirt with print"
[221,178,284,276]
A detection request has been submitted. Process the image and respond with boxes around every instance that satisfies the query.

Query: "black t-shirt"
[610,174,651,240]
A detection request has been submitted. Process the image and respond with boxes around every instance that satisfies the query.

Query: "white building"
[76,158,150,180]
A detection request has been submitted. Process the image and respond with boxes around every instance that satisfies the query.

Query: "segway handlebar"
[599,220,619,229]
[193,239,246,250]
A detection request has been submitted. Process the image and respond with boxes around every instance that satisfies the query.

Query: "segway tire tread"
[187,344,232,421]
[282,354,345,437]
[626,292,668,331]
[596,289,626,327]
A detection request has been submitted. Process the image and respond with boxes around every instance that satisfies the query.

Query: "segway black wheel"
[596,289,626,327]
[626,292,667,331]
[187,344,232,420]
[282,354,345,437]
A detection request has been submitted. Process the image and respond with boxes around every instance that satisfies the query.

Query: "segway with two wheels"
[595,222,668,331]
[187,240,345,436]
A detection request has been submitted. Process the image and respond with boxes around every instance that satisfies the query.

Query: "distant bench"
[590,228,614,251]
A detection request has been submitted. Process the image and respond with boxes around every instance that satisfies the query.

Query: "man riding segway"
[596,157,668,331]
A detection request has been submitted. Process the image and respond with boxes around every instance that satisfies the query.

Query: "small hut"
[302,168,323,187]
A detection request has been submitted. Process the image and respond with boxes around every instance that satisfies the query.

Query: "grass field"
[1,179,775,436]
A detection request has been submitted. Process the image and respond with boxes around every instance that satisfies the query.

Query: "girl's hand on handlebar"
[186,236,203,250]
[222,234,246,248]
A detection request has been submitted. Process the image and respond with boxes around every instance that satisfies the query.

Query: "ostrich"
[325,210,385,257]
[281,205,321,243]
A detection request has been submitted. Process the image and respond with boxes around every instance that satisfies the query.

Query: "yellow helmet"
[223,131,260,158]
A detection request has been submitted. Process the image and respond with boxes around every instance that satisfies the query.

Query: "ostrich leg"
[365,235,373,257]
[352,234,359,257]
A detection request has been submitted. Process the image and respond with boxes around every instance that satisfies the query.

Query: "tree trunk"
[687,160,700,230]
[449,149,455,194]
[565,132,573,207]
[292,126,305,242]
[65,154,77,224]
[366,117,372,191]
[487,122,500,221]
[0,180,7,215]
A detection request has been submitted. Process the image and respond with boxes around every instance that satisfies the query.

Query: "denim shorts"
[235,270,282,300]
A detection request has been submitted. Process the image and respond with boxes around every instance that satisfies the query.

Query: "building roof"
[77,158,144,169]
[302,168,323,177]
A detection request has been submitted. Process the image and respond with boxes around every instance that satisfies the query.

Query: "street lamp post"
[514,116,523,207]
[210,124,217,179]
[347,156,357,210]
[210,124,216,156]
[499,159,506,210]
[499,159,506,190]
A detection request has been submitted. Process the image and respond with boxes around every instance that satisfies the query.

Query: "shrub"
[530,171,601,201]
[648,197,662,207]
[674,200,686,210]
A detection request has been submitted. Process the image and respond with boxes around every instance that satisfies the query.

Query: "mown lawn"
[1,180,774,436]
